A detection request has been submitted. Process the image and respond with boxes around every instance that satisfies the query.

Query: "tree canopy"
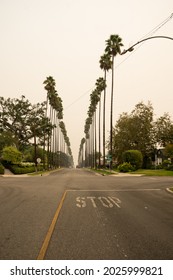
[112,101,173,166]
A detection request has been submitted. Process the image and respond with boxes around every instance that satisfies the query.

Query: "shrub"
[122,150,143,170]
[12,164,44,174]
[9,165,36,174]
[118,162,133,173]
[156,163,163,169]
[162,160,171,169]
[0,163,4,174]
[165,165,173,171]
[18,162,35,167]
[2,146,22,164]
[150,163,163,170]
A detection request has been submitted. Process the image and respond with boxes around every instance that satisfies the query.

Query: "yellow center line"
[37,190,68,260]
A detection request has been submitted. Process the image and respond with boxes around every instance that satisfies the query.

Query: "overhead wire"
[64,13,173,111]
[140,12,173,40]
[116,12,173,68]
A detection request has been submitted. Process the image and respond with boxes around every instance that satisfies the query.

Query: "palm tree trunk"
[92,123,94,168]
[34,133,37,172]
[94,112,97,168]
[52,109,55,168]
[85,139,87,167]
[110,56,114,169]
[43,94,49,170]
[99,99,101,167]
[47,135,49,169]
[103,70,107,168]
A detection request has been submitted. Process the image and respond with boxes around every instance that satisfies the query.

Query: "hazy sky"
[0,0,173,164]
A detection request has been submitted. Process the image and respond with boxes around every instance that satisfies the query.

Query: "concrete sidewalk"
[110,172,144,177]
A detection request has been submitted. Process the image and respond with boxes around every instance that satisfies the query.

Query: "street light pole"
[121,35,173,55]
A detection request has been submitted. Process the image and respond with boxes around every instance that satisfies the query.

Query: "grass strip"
[130,169,173,176]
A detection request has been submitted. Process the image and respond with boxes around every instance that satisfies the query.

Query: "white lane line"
[69,189,161,192]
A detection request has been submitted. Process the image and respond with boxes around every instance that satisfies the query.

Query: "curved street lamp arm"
[121,35,173,55]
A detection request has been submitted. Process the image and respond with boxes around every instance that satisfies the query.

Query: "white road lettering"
[98,197,114,208]
[76,196,121,208]
[108,196,121,208]
[87,197,97,208]
[76,197,86,208]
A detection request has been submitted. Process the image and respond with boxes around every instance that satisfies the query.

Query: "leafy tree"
[23,146,44,162]
[154,113,173,146]
[0,96,32,150]
[164,144,173,163]
[0,131,18,152]
[112,102,155,167]
[131,102,155,157]
[2,146,22,164]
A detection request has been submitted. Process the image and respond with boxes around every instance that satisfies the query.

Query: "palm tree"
[105,34,123,168]
[90,89,100,168]
[95,77,106,167]
[78,138,86,167]
[43,76,56,169]
[99,53,112,168]
[43,76,56,116]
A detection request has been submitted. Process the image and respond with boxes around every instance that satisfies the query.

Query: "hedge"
[0,163,5,174]
[8,165,36,174]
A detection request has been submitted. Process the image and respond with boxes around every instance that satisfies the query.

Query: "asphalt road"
[0,168,173,260]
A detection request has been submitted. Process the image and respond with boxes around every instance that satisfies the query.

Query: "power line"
[116,12,173,69]
[140,12,173,40]
[64,87,93,110]
[64,13,173,110]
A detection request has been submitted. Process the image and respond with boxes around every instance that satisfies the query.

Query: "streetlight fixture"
[121,35,173,55]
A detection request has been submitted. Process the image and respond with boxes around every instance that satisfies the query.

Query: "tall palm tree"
[90,89,100,168]
[43,76,56,169]
[78,138,86,167]
[95,77,106,167]
[99,53,112,167]
[105,34,123,168]
[84,116,92,167]
[43,76,56,116]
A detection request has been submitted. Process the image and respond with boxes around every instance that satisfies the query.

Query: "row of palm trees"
[78,34,123,168]
[43,76,74,168]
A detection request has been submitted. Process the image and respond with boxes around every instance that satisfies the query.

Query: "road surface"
[0,168,173,260]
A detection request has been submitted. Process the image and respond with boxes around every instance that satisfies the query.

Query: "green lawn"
[130,169,173,176]
[90,168,117,176]
[90,168,173,176]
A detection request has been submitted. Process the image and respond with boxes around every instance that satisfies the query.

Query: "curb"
[166,187,173,194]
[0,168,63,178]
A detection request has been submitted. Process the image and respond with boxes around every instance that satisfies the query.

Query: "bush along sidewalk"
[118,162,134,173]
[8,164,44,174]
[0,163,5,174]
